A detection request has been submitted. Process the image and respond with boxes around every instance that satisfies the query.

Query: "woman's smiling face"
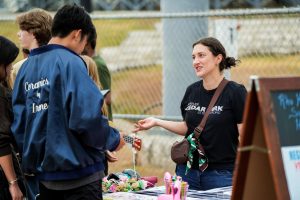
[192,43,221,78]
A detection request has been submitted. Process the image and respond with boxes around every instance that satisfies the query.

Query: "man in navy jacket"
[11,4,124,199]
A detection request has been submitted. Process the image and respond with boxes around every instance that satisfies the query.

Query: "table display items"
[157,172,189,200]
[102,169,157,193]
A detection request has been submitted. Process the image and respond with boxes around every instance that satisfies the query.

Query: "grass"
[94,19,158,47]
[112,65,162,114]
[231,54,300,89]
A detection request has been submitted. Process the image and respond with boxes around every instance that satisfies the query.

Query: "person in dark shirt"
[82,27,113,121]
[134,37,247,190]
[0,36,25,200]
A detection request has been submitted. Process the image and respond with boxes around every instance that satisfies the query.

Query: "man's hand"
[105,151,118,162]
[115,131,126,151]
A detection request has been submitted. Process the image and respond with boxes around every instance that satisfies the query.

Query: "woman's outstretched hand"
[133,117,157,133]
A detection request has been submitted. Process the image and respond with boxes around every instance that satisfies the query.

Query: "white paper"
[281,146,300,200]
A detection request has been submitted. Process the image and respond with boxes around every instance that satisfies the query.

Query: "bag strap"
[194,78,229,139]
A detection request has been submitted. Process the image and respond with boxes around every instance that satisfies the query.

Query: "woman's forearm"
[155,119,188,136]
[0,154,17,182]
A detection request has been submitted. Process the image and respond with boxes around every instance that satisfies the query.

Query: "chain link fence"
[91,8,300,118]
[1,7,300,182]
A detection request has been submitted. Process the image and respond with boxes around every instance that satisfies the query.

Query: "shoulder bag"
[170,79,229,171]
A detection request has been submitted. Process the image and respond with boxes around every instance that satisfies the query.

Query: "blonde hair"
[81,55,102,89]
[81,55,108,116]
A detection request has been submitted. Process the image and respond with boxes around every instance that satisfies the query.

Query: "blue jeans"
[175,164,233,190]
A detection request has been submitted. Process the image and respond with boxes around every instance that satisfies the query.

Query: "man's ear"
[73,29,82,41]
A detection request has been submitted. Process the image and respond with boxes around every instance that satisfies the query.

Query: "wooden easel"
[232,76,300,200]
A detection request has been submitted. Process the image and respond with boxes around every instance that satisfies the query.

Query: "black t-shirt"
[180,80,247,170]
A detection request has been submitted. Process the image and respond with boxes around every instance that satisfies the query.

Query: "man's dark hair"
[51,4,94,40]
[87,24,97,50]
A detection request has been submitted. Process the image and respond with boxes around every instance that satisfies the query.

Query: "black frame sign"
[232,76,300,200]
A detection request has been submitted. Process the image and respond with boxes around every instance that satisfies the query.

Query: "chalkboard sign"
[271,90,300,146]
[232,76,300,200]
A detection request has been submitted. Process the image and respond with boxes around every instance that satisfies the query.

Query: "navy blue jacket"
[11,44,120,181]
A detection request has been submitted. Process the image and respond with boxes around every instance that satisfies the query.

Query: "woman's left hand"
[9,183,23,200]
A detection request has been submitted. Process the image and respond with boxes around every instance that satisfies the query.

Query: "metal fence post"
[161,0,209,116]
